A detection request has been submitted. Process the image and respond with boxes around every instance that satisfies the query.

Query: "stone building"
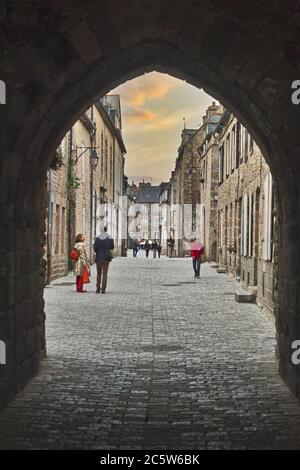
[198,103,224,261]
[46,142,69,283]
[158,182,170,254]
[170,103,275,316]
[171,103,222,257]
[92,95,127,256]
[47,95,126,282]
[127,181,161,243]
[215,112,274,315]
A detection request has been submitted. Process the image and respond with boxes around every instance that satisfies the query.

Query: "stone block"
[210,263,219,269]
[217,268,226,274]
[235,288,256,303]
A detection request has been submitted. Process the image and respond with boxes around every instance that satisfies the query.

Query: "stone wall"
[1,0,300,408]
[217,115,274,316]
[47,137,69,282]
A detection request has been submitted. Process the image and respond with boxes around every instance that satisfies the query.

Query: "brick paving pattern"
[0,255,300,449]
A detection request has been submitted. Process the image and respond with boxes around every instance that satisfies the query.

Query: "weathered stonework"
[0,0,300,408]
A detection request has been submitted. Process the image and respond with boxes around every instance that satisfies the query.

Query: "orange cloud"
[114,72,177,106]
[125,109,157,123]
[124,108,173,130]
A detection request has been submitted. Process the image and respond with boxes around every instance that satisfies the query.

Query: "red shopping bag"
[83,266,90,284]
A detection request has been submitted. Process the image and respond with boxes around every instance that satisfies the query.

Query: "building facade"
[171,102,222,257]
[216,113,274,315]
[169,103,275,316]
[127,181,161,244]
[47,95,126,282]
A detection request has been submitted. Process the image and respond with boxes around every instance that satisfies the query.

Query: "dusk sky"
[111,72,217,185]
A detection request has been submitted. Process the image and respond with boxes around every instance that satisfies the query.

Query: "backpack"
[70,247,79,261]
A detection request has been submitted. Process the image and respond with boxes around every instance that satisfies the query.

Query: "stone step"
[210,263,219,269]
[216,268,226,274]
[235,288,256,303]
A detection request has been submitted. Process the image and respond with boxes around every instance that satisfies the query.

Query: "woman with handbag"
[73,233,90,292]
[93,226,114,294]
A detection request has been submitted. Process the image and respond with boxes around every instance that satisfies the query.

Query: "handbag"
[82,266,90,284]
[70,247,79,261]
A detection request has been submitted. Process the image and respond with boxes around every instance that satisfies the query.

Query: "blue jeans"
[193,258,201,277]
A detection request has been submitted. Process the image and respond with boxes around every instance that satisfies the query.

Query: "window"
[245,130,249,162]
[50,202,54,252]
[231,125,236,172]
[240,125,244,163]
[250,134,254,153]
[61,207,66,254]
[110,145,113,185]
[101,132,104,175]
[82,207,86,236]
[105,138,108,181]
[55,204,60,255]
[241,194,248,256]
[236,122,240,167]
[263,173,273,260]
[226,135,230,177]
[218,144,224,184]
[248,192,253,257]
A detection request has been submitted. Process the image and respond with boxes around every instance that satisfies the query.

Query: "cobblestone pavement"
[1,256,300,449]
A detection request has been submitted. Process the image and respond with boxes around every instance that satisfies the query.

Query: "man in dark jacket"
[93,226,114,293]
[144,240,150,258]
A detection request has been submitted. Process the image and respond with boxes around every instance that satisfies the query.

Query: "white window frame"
[263,173,273,260]
[242,194,248,256]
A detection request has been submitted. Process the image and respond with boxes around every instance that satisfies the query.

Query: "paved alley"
[0,256,300,449]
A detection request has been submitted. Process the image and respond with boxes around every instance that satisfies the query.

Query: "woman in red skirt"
[73,234,90,292]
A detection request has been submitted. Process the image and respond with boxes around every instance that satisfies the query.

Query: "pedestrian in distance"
[93,226,114,294]
[133,238,138,258]
[167,236,175,258]
[191,239,204,279]
[152,240,158,258]
[157,241,162,258]
[144,240,150,258]
[72,234,90,293]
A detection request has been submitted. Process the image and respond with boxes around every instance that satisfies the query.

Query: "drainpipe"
[113,136,116,248]
[90,106,94,262]
[67,128,73,271]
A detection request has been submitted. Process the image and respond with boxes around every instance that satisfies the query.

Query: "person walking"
[93,226,114,293]
[133,238,138,258]
[73,234,90,293]
[144,240,150,258]
[191,239,204,279]
[157,241,162,258]
[167,236,175,258]
[152,240,158,258]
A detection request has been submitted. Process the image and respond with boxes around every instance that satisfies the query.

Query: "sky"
[110,72,217,185]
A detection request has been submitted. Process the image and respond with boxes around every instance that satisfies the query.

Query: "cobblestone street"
[1,256,300,449]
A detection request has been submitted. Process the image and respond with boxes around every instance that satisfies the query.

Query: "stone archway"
[1,0,300,407]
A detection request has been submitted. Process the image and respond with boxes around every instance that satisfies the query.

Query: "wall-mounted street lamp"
[74,145,100,169]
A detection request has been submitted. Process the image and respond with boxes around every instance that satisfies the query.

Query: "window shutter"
[240,126,244,162]
[248,192,252,257]
[231,127,236,171]
[243,194,248,256]
[263,173,273,260]
[240,200,243,256]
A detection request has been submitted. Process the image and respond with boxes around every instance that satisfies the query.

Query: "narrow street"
[1,256,300,449]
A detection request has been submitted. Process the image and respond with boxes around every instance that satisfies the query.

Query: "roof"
[133,184,161,204]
